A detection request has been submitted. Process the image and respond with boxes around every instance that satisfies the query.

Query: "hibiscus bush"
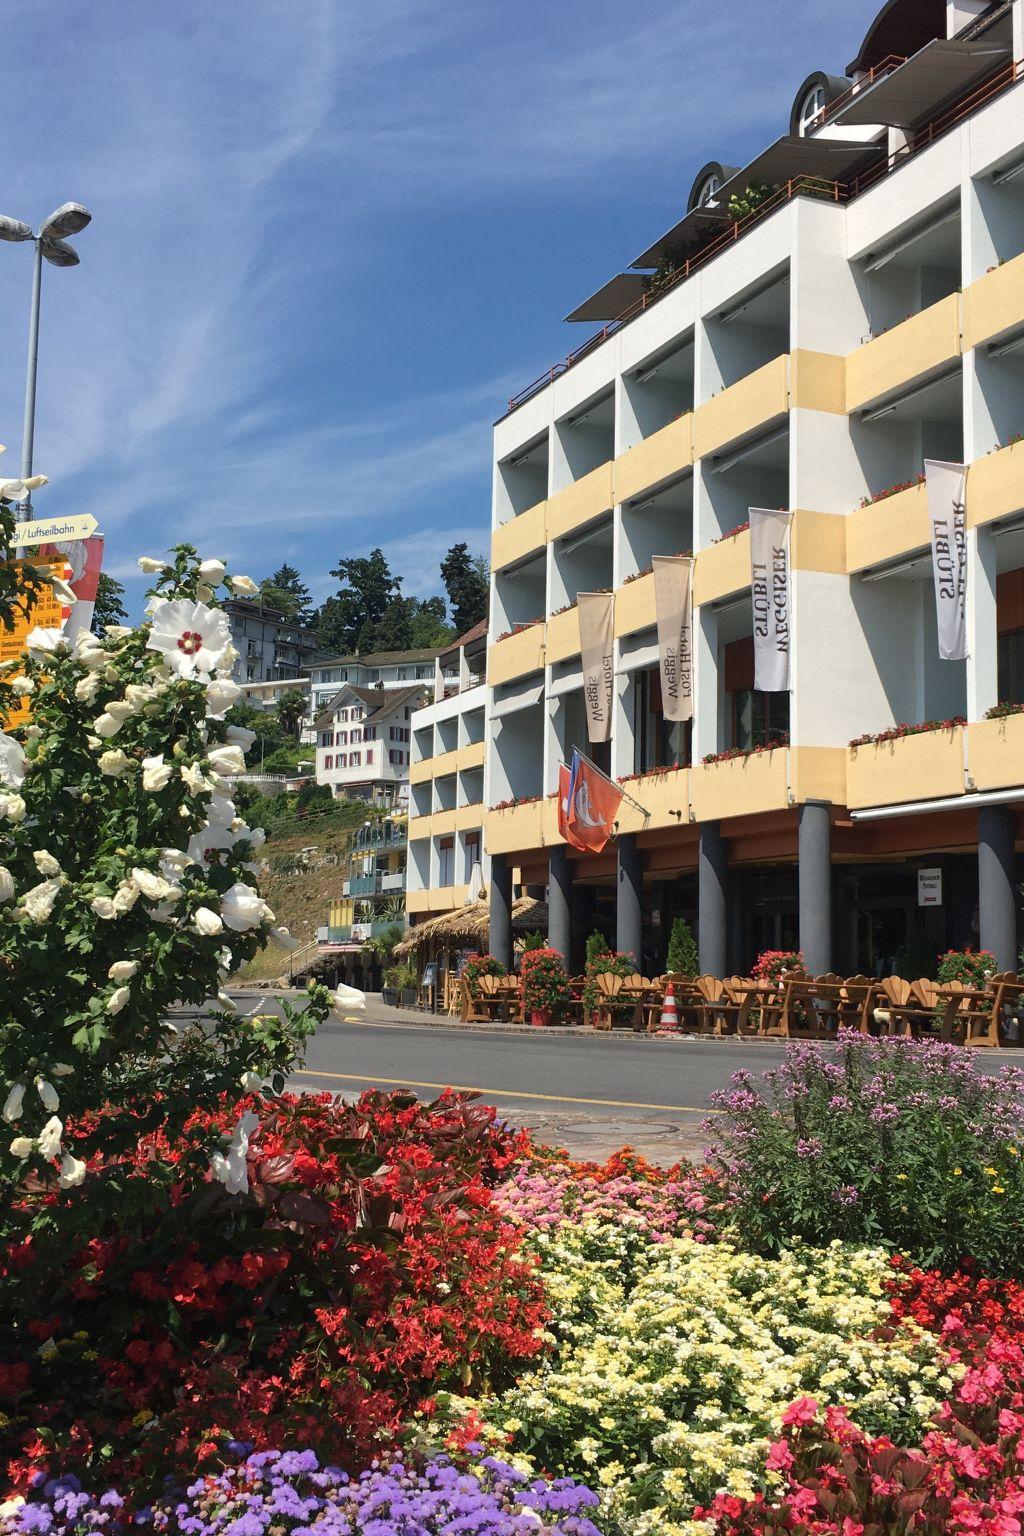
[708,1033,1024,1271]
[0,544,330,1187]
[0,1090,546,1494]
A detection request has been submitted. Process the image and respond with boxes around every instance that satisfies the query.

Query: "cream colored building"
[483,0,1024,976]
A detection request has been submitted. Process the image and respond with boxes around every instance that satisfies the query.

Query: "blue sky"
[0,0,869,616]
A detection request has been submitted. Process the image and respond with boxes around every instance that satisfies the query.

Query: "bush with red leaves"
[0,1091,546,1498]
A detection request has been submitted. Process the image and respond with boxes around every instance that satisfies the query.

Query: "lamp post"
[0,202,92,524]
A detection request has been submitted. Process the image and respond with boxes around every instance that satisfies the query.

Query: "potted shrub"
[381,966,401,1006]
[582,948,638,1027]
[937,947,997,988]
[520,947,571,1027]
[666,916,699,977]
[462,953,507,993]
[752,948,804,982]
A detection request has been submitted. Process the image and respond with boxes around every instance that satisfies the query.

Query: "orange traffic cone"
[659,982,680,1032]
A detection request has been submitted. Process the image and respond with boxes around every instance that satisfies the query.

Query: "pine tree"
[441,543,488,633]
[666,916,699,977]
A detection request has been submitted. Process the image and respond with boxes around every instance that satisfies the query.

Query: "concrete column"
[698,821,728,977]
[616,833,643,968]
[489,853,513,969]
[979,806,1017,972]
[798,800,833,975]
[548,845,572,962]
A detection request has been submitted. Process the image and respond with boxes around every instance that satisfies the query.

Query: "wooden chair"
[764,975,831,1038]
[620,973,654,1032]
[645,974,703,1033]
[694,974,740,1035]
[837,975,877,1033]
[976,973,1024,1048]
[873,976,937,1037]
[460,977,491,1024]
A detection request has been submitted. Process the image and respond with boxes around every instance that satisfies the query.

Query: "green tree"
[441,542,488,633]
[90,572,128,634]
[259,563,311,623]
[666,916,699,977]
[0,502,44,636]
[277,688,307,739]
[315,550,403,655]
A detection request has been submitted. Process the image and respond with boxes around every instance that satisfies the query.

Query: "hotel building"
[484,0,1024,977]
[406,621,490,920]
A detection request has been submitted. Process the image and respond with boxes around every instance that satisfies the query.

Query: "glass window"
[464,831,480,879]
[324,755,333,770]
[439,837,455,886]
[351,728,361,743]
[731,689,790,751]
[397,668,407,680]
[798,83,826,135]
[696,173,720,207]
[631,667,691,773]
[998,630,1024,706]
[338,753,347,767]
[352,751,361,767]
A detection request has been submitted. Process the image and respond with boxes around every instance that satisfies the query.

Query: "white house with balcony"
[313,683,427,807]
[309,648,443,718]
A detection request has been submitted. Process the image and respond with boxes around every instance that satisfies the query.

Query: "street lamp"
[0,201,92,521]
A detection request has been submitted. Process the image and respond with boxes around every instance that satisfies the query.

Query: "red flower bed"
[850,716,966,749]
[0,1091,546,1496]
[701,1263,1024,1536]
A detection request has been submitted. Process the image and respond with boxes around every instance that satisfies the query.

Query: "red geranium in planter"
[520,947,572,1026]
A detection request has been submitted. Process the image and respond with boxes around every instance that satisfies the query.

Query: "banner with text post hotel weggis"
[577,591,615,743]
[925,459,968,662]
[653,555,694,723]
[749,507,793,692]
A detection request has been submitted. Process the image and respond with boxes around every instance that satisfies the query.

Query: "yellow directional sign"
[0,557,71,728]
[13,513,98,546]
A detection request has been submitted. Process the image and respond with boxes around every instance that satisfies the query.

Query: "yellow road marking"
[290,1067,721,1115]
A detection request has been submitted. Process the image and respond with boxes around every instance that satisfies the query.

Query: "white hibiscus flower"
[209,1110,258,1196]
[220,881,272,932]
[146,598,231,680]
[0,732,26,789]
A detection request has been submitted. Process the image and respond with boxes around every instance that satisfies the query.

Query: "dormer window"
[798,83,826,135]
[696,173,721,207]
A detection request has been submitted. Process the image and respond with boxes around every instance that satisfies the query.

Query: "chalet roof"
[313,683,426,732]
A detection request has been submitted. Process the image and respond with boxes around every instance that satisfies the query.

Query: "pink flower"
[781,1395,820,1428]
[765,1439,794,1472]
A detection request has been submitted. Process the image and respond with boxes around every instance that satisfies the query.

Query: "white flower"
[99,749,131,777]
[37,1337,58,1363]
[11,678,34,697]
[217,990,237,1012]
[2,1083,25,1122]
[0,867,13,903]
[220,881,270,932]
[160,846,191,870]
[25,626,70,656]
[124,683,158,710]
[269,926,299,951]
[209,1110,258,1196]
[131,866,178,903]
[146,598,231,680]
[188,822,237,866]
[0,733,26,789]
[206,791,236,826]
[217,945,233,971]
[138,556,166,573]
[78,646,108,673]
[105,699,137,723]
[108,960,139,982]
[333,983,367,1016]
[22,878,62,923]
[32,850,61,878]
[240,1070,262,1090]
[198,558,227,586]
[1,794,26,823]
[248,827,267,850]
[113,880,141,913]
[90,895,116,920]
[9,1137,32,1159]
[58,1152,86,1188]
[93,713,121,739]
[205,679,241,718]
[104,625,132,640]
[180,760,216,795]
[141,754,173,792]
[37,1116,62,1160]
[74,673,101,704]
[225,724,257,750]
[35,1078,59,1111]
[106,986,130,1015]
[207,744,246,777]
[231,574,258,595]
[51,1063,74,1077]
[194,906,224,936]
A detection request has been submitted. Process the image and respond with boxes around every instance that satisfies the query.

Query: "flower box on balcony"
[846,723,965,810]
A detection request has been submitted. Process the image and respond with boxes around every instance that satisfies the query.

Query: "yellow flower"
[994,1186,1005,1195]
[895,1173,907,1181]
[984,1166,999,1177]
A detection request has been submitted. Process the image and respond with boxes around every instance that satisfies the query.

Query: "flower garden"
[6,553,1024,1534]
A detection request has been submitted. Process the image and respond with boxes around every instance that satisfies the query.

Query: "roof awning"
[830,39,1010,127]
[491,680,544,719]
[712,135,885,205]
[565,273,649,323]
[632,205,726,274]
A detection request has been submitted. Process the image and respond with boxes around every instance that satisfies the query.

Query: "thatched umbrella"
[393,896,549,958]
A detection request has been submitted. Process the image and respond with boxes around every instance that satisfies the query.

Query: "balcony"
[693,355,789,460]
[546,606,581,664]
[614,572,655,639]
[846,726,965,811]
[351,824,407,853]
[845,293,961,415]
[967,440,1024,530]
[845,481,930,573]
[615,767,690,835]
[613,415,693,504]
[693,527,752,607]
[546,462,614,542]
[690,746,790,822]
[381,870,405,892]
[489,622,545,686]
[968,715,1024,792]
[963,250,1024,352]
[326,921,401,943]
[492,499,547,573]
[485,798,546,856]
[407,883,470,915]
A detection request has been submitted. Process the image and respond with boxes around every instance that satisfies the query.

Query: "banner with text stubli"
[924,459,968,662]
[577,591,615,743]
[749,508,793,692]
[653,555,693,722]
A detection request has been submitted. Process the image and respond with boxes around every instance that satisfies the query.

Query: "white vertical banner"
[653,555,694,722]
[749,507,793,692]
[577,591,615,742]
[925,459,968,661]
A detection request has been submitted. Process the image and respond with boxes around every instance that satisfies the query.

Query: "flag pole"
[573,746,650,819]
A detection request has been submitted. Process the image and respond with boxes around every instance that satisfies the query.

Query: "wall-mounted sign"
[917,867,943,907]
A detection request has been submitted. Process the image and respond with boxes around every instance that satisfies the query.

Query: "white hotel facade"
[468,0,1024,978]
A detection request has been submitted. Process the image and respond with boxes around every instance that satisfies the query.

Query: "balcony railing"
[504,55,1023,416]
[351,825,407,853]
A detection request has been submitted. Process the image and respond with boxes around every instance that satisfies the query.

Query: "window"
[631,667,692,772]
[350,728,361,744]
[732,689,790,751]
[439,837,455,886]
[397,668,407,680]
[696,173,720,207]
[364,726,376,740]
[324,755,333,770]
[464,831,480,880]
[337,729,348,745]
[798,83,826,136]
[319,731,334,748]
[351,751,361,767]
[997,569,1024,706]
[338,753,347,768]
